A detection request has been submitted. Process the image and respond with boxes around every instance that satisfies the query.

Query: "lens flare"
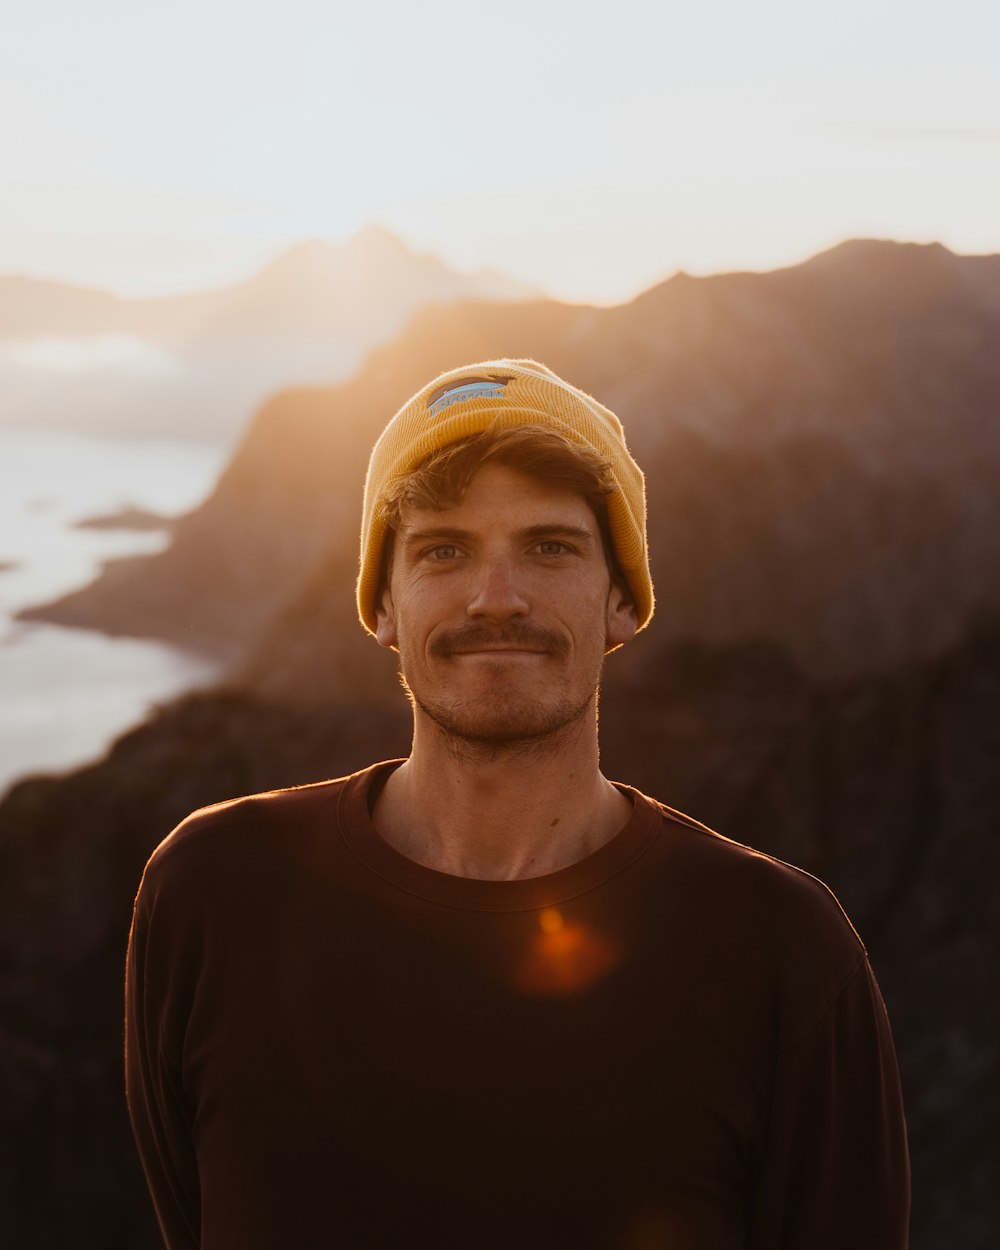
[515,907,621,995]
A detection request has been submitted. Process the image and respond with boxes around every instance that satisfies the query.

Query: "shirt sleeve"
[125,864,202,1250]
[749,955,910,1249]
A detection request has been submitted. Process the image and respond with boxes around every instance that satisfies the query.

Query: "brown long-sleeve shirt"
[125,760,909,1248]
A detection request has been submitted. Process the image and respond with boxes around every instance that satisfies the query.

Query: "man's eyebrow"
[399,522,597,550]
[520,523,596,544]
[399,526,474,547]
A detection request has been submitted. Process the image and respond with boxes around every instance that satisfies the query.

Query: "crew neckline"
[337,760,663,912]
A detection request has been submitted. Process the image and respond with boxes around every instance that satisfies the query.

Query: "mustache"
[430,622,568,659]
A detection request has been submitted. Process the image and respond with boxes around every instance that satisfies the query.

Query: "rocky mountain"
[24,239,1000,681]
[3,238,999,1247]
[0,226,539,441]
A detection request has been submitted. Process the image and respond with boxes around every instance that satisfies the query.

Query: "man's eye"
[536,541,569,556]
[428,545,459,560]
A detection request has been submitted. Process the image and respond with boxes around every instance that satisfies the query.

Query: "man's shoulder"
[152,777,336,859]
[632,788,871,1039]
[139,761,390,892]
[633,788,867,966]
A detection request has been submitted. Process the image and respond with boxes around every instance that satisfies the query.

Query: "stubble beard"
[398,622,603,763]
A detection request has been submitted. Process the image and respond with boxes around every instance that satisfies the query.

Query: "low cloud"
[3,335,179,376]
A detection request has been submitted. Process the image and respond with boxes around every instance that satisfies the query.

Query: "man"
[126,359,910,1248]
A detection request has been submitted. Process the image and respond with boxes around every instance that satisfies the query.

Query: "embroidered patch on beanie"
[426,374,515,417]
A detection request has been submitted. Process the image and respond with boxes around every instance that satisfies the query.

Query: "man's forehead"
[395,465,601,532]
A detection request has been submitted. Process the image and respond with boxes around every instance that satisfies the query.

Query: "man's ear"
[605,580,639,652]
[375,584,398,650]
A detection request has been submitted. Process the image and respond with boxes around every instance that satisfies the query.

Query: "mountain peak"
[349,223,410,256]
[258,228,414,284]
[803,237,955,272]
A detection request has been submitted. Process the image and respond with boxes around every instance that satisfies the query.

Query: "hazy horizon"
[4,226,996,311]
[4,1,998,306]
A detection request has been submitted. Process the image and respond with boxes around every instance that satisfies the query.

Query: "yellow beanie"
[356,359,654,635]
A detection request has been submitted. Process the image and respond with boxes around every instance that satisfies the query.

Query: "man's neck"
[371,714,631,880]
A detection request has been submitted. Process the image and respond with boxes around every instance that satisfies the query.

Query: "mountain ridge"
[0,228,541,440]
[21,237,1000,684]
[0,226,543,340]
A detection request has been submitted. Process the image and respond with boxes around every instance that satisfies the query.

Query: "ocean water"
[0,428,227,798]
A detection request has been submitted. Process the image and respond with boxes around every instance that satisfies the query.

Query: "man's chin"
[415,695,591,751]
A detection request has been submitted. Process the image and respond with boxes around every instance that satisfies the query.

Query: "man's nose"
[467,557,530,620]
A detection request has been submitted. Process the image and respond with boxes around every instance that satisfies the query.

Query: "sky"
[3,0,999,304]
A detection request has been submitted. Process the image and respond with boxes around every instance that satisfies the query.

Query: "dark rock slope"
[1,622,999,1248]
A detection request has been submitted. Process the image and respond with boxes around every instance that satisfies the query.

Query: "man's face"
[375,461,638,749]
